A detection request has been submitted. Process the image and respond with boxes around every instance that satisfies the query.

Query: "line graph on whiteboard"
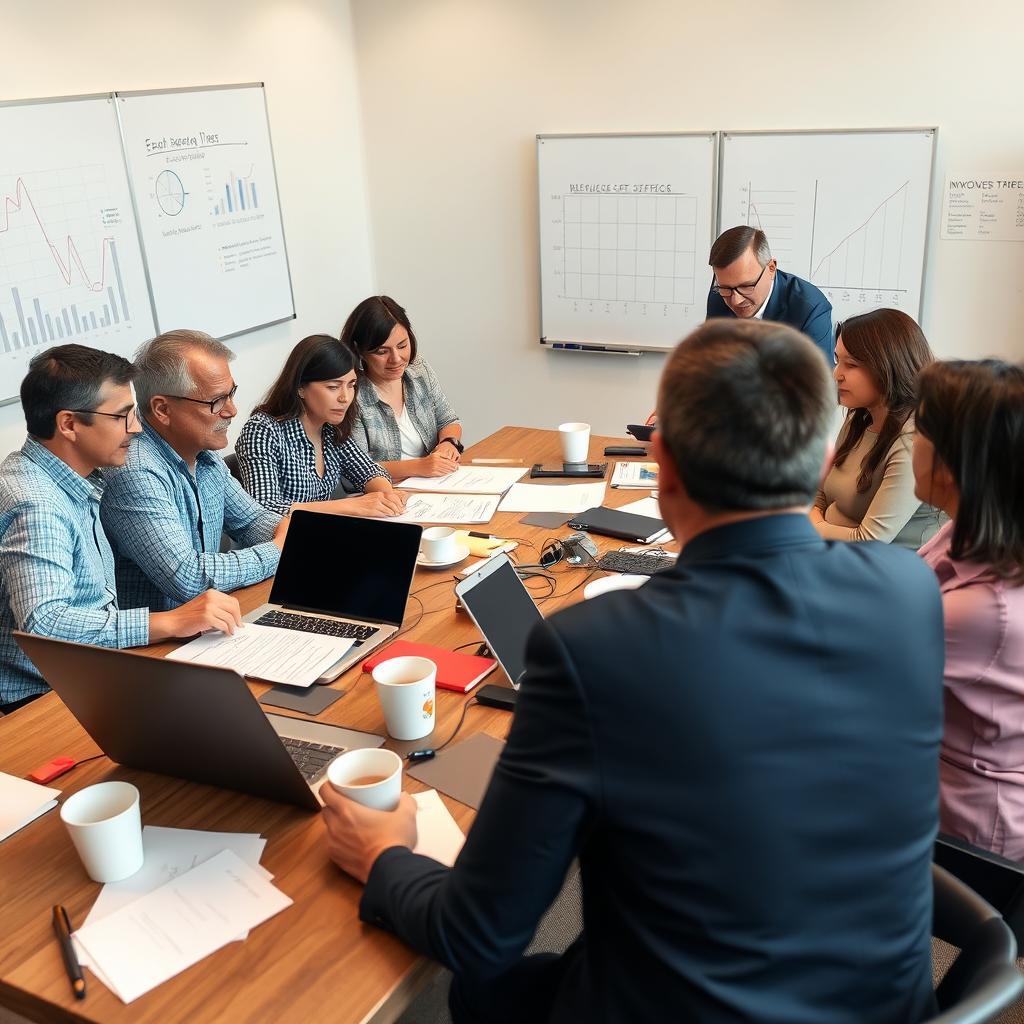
[735,176,921,324]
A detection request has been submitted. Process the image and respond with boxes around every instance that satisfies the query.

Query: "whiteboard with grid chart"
[537,133,717,352]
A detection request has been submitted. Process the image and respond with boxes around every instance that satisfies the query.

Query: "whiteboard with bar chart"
[117,84,295,340]
[537,133,718,352]
[0,94,156,399]
[718,129,936,327]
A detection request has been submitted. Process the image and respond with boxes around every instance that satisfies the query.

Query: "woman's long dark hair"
[340,296,418,368]
[832,308,934,492]
[254,334,359,441]
[917,359,1024,583]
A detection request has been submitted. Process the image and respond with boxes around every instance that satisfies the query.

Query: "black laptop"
[15,632,385,811]
[245,510,423,682]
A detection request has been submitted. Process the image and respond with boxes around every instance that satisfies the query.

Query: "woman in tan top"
[811,308,943,549]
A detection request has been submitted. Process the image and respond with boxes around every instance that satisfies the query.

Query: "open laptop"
[454,554,545,690]
[15,632,385,811]
[246,510,423,683]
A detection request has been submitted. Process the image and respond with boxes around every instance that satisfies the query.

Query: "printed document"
[0,772,59,842]
[396,466,526,494]
[412,789,465,866]
[497,482,607,514]
[610,462,659,488]
[73,849,291,1004]
[389,492,501,524]
[166,623,353,688]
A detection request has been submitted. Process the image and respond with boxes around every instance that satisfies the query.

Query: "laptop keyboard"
[255,610,377,642]
[280,736,347,783]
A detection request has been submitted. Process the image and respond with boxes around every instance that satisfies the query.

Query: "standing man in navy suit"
[707,225,834,365]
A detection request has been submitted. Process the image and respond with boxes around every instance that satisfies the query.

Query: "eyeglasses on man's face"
[164,384,239,416]
[710,261,771,300]
[68,405,142,434]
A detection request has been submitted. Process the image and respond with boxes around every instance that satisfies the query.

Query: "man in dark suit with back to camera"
[707,224,835,364]
[320,319,943,1024]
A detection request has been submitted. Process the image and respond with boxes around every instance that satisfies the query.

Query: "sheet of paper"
[389,492,501,524]
[610,462,659,488]
[412,790,465,866]
[76,827,270,968]
[74,849,292,1004]
[165,623,353,688]
[497,482,606,514]
[396,466,526,494]
[0,772,59,842]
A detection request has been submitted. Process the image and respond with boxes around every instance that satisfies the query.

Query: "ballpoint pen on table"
[52,904,86,1000]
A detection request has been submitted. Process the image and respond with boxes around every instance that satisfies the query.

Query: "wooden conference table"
[0,425,671,1024]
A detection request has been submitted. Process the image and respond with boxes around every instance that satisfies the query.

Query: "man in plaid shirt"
[0,345,242,713]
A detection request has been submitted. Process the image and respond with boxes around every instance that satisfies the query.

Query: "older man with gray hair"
[101,330,288,612]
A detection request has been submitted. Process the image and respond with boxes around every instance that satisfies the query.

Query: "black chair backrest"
[930,863,1023,1023]
[224,452,242,482]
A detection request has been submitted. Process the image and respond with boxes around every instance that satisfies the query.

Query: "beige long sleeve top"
[813,416,944,549]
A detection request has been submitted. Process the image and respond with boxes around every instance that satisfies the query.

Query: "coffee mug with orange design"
[371,655,437,741]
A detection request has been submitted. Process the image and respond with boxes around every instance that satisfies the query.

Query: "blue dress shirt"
[100,421,281,612]
[0,438,149,705]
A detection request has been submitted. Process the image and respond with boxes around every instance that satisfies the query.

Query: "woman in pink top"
[913,359,1024,859]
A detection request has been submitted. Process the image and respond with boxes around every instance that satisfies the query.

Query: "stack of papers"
[73,827,288,1004]
[389,492,501,524]
[0,772,60,842]
[611,462,659,489]
[497,481,606,514]
[166,623,354,688]
[396,466,526,494]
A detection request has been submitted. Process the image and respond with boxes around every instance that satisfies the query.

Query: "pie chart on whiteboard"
[155,169,187,216]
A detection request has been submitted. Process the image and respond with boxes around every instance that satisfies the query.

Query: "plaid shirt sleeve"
[0,502,148,650]
[221,472,284,550]
[102,464,279,604]
[235,415,290,517]
[416,358,459,431]
[337,436,391,490]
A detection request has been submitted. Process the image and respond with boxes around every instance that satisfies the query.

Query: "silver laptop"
[454,554,544,689]
[15,632,385,810]
[245,510,423,683]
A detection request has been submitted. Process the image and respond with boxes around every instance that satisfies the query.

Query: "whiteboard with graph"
[718,129,936,326]
[0,94,156,400]
[538,133,717,352]
[117,84,295,340]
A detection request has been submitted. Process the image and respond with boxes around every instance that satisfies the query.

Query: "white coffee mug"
[327,748,403,811]
[421,526,458,563]
[60,781,144,883]
[372,655,437,740]
[558,422,591,464]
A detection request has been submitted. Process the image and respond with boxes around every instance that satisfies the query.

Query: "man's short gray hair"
[709,226,773,270]
[134,329,235,414]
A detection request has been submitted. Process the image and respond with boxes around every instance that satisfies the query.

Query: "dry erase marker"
[52,904,86,1000]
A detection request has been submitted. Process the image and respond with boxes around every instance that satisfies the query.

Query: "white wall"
[351,0,1024,440]
[0,0,374,458]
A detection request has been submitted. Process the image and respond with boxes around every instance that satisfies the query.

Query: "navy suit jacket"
[707,269,835,364]
[361,515,942,1024]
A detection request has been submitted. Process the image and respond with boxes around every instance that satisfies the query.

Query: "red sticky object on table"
[28,756,77,784]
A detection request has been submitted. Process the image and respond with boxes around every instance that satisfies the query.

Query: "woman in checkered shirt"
[236,335,407,518]
[342,296,463,483]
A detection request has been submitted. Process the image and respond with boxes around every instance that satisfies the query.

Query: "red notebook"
[362,640,497,694]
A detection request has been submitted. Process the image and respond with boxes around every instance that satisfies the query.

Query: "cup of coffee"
[421,526,458,563]
[558,422,591,464]
[326,748,403,811]
[372,655,436,741]
[60,781,145,883]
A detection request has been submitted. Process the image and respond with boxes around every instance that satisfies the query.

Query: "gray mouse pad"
[519,512,573,529]
[407,733,505,809]
[258,685,345,716]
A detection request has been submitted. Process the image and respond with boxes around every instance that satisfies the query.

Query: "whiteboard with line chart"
[718,129,936,327]
[537,133,717,352]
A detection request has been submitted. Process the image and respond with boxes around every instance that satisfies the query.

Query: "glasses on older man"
[164,384,239,415]
[68,405,141,434]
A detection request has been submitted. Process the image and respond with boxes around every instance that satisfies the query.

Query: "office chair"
[935,835,1024,946]
[927,863,1024,1023]
[223,451,242,482]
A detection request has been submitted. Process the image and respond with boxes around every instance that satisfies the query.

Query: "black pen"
[52,904,86,1000]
